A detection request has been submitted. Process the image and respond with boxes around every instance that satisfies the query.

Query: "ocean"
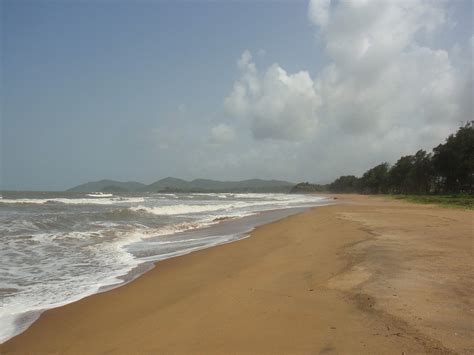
[0,191,331,343]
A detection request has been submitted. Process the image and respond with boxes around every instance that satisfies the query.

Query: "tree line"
[292,122,473,195]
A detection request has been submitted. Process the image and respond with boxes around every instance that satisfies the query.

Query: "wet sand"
[2,195,473,354]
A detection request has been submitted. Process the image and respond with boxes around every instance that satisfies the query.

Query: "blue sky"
[2,0,473,190]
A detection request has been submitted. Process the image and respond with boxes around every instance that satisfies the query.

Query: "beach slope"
[2,195,473,354]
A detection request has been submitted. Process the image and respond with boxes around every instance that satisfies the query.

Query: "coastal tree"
[389,150,434,194]
[410,150,434,194]
[290,182,327,193]
[329,175,360,193]
[360,163,390,194]
[389,155,415,194]
[432,122,474,193]
[296,123,473,196]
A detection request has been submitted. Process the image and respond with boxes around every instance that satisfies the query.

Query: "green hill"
[68,178,295,193]
[143,178,294,192]
[67,180,146,192]
[145,177,190,191]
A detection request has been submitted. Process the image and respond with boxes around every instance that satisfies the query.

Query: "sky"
[2,0,473,191]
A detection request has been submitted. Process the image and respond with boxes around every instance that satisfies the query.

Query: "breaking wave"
[0,197,145,205]
[129,203,238,216]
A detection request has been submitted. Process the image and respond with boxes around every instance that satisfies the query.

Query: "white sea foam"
[0,227,141,343]
[87,193,114,198]
[130,195,326,216]
[129,203,237,216]
[0,218,228,343]
[137,233,247,263]
[0,197,145,205]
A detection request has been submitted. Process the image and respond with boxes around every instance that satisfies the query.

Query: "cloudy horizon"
[3,0,473,190]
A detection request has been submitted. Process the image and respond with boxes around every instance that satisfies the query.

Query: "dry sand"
[1,195,473,354]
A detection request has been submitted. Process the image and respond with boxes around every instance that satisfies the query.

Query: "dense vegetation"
[327,122,473,195]
[290,182,326,193]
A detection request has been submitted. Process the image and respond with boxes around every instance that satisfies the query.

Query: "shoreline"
[2,195,473,354]
[0,202,331,345]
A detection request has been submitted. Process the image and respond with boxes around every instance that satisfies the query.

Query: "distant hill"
[67,178,295,193]
[146,177,190,192]
[143,178,294,192]
[67,180,147,193]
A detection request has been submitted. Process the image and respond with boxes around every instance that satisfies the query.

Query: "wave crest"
[129,203,237,216]
[0,197,145,205]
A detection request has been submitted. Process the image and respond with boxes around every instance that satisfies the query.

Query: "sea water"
[0,191,331,342]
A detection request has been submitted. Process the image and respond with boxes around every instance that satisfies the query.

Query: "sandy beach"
[2,195,473,354]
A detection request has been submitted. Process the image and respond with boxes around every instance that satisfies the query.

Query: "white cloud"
[308,0,462,140]
[223,0,470,177]
[210,123,235,144]
[225,51,321,140]
[308,0,331,28]
[315,0,445,78]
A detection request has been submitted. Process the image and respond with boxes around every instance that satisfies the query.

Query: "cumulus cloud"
[308,0,331,28]
[225,50,321,140]
[309,0,464,141]
[210,123,235,144]
[223,0,471,178]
